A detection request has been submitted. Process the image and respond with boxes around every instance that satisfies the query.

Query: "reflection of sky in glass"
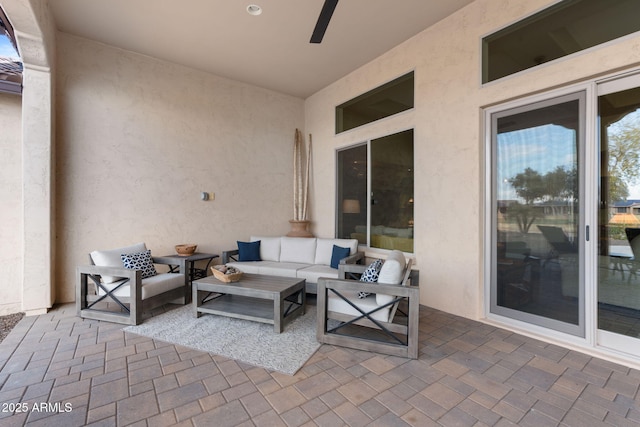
[497,124,576,200]
[0,35,19,59]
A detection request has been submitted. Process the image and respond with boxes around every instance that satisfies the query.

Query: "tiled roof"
[0,56,22,75]
[0,56,22,94]
[612,199,640,207]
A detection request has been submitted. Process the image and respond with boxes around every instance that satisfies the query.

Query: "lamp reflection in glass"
[342,199,361,214]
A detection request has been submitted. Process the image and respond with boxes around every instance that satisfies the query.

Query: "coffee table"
[192,273,306,333]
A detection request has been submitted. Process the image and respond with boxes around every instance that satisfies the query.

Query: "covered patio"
[3,1,640,423]
[0,303,638,426]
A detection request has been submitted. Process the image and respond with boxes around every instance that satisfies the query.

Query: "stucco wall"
[0,93,23,314]
[55,33,304,302]
[305,0,640,320]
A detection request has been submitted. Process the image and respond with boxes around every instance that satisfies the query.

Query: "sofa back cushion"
[280,237,317,264]
[90,242,147,284]
[314,238,358,266]
[251,236,281,261]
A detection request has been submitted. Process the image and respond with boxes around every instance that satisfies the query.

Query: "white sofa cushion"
[259,262,308,278]
[226,260,308,278]
[250,236,281,261]
[314,238,358,266]
[280,237,317,264]
[297,264,340,284]
[226,260,263,274]
[91,242,147,284]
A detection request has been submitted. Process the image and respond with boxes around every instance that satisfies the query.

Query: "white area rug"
[124,305,320,375]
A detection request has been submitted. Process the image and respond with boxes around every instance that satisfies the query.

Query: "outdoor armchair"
[76,242,188,325]
[317,251,420,358]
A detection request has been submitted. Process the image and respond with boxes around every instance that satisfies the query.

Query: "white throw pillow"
[280,237,317,264]
[251,236,281,261]
[90,242,147,283]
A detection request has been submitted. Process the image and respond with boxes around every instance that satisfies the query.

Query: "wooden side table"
[154,252,219,302]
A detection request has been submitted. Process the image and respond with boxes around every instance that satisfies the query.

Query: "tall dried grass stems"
[293,129,312,221]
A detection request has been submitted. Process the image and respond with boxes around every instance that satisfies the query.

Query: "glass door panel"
[491,93,584,336]
[337,144,367,242]
[598,77,640,351]
[370,130,414,252]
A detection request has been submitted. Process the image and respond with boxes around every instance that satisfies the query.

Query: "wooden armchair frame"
[317,260,420,359]
[76,257,188,325]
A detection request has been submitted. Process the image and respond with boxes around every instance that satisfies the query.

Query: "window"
[0,6,22,95]
[335,72,414,134]
[483,0,640,83]
[337,129,414,252]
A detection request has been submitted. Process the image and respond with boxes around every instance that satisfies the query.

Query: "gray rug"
[123,305,320,375]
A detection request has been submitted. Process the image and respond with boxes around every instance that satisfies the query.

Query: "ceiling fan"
[310,0,339,43]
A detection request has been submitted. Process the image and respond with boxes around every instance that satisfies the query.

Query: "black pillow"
[237,240,261,262]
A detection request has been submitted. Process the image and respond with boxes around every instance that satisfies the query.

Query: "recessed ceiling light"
[247,5,262,16]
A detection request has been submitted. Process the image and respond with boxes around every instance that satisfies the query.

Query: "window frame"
[481,0,640,85]
[335,129,415,253]
[335,71,414,134]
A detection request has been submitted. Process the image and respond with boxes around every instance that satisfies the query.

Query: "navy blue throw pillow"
[237,240,261,262]
[330,245,351,269]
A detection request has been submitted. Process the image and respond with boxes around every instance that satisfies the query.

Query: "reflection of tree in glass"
[506,202,537,234]
[507,166,577,233]
[608,115,640,202]
[510,168,545,204]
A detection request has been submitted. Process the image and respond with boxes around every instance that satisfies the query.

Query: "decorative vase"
[287,220,313,237]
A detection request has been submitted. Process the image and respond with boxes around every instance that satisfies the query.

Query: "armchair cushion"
[378,250,405,285]
[327,289,392,322]
[121,250,157,279]
[96,272,184,300]
[238,240,261,261]
[377,250,408,306]
[90,242,147,283]
[330,245,351,269]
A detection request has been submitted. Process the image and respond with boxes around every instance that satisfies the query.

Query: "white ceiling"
[50,0,475,98]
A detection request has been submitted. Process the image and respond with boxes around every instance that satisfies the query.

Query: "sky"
[0,35,19,59]
[497,110,640,201]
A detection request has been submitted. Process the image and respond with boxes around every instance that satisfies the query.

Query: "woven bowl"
[210,266,243,283]
[175,244,197,256]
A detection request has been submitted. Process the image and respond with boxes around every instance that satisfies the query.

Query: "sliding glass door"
[488,70,640,359]
[489,92,585,336]
[597,74,640,354]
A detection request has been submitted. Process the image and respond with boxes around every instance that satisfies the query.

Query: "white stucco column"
[4,0,56,315]
[21,63,54,314]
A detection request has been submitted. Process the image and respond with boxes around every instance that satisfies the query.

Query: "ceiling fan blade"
[310,0,339,44]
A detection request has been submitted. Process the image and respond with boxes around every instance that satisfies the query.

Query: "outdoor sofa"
[222,236,364,294]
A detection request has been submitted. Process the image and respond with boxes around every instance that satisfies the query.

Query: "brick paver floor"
[1,302,639,426]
